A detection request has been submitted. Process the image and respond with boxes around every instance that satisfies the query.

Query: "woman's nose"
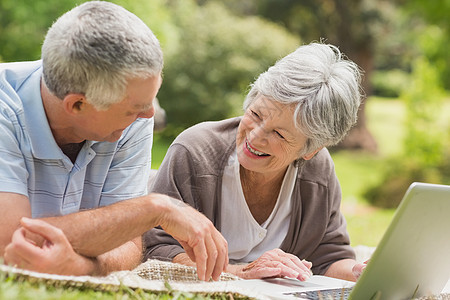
[250,123,269,142]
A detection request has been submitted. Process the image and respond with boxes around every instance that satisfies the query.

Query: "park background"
[1,0,449,298]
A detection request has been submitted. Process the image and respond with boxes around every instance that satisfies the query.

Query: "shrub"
[364,155,450,208]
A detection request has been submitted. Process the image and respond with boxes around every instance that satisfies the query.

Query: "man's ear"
[62,94,87,115]
[302,147,323,161]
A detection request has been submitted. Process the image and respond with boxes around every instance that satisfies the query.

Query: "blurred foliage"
[363,0,450,207]
[365,58,450,208]
[215,0,395,94]
[370,69,410,98]
[0,0,78,62]
[114,0,178,54]
[405,0,450,89]
[154,0,299,140]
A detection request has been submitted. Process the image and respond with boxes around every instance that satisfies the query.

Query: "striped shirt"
[0,61,153,218]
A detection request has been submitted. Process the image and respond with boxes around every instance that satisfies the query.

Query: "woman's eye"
[275,131,285,139]
[251,110,260,119]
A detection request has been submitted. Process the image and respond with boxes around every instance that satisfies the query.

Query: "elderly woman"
[144,42,365,282]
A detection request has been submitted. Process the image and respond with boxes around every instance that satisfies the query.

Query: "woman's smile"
[245,139,270,157]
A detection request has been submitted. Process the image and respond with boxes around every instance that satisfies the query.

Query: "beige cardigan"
[143,117,355,275]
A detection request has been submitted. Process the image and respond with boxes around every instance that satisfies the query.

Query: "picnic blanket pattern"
[1,259,449,299]
[0,260,265,299]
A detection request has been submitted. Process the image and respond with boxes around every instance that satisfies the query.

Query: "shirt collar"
[18,64,66,160]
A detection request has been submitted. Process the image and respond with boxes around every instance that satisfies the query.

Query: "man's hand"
[3,217,95,275]
[157,196,228,281]
[228,249,313,281]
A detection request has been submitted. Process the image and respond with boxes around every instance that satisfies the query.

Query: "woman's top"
[143,117,355,275]
[220,150,297,263]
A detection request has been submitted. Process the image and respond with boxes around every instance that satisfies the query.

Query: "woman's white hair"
[41,1,163,110]
[243,42,363,155]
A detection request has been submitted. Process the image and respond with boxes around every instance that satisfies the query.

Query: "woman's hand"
[228,248,313,281]
[4,217,95,275]
[352,260,368,279]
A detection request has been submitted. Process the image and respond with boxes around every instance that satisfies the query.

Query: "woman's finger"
[265,249,313,280]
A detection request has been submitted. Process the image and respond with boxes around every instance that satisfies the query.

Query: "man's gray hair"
[243,42,363,155]
[42,1,163,110]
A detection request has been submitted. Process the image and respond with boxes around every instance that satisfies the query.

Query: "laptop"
[230,182,450,299]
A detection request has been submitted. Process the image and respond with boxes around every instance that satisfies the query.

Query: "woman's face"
[236,96,308,176]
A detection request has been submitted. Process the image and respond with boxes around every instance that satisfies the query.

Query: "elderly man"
[0,1,227,281]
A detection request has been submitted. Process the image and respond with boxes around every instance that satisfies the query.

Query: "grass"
[0,271,227,299]
[333,150,395,247]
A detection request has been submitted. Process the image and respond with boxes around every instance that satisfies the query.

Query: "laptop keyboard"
[284,287,353,299]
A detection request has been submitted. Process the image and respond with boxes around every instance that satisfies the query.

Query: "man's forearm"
[42,194,169,257]
[90,237,143,276]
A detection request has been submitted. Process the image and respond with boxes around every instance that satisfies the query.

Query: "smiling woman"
[236,97,309,177]
[143,42,365,283]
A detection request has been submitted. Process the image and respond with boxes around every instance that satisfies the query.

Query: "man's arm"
[40,194,213,258]
[0,192,31,254]
[4,217,141,276]
[0,191,146,258]
[93,237,143,275]
[41,195,161,257]
[4,193,228,280]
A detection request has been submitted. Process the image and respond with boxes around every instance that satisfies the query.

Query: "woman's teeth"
[246,141,269,156]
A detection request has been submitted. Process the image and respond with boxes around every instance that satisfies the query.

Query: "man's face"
[76,74,162,142]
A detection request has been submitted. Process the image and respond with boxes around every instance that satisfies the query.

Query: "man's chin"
[106,131,124,142]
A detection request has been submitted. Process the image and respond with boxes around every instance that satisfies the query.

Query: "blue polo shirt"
[0,61,153,218]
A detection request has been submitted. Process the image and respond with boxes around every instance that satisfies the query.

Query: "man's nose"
[138,106,155,119]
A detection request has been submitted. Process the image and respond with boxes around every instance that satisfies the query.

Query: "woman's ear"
[302,147,323,161]
[62,94,87,115]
